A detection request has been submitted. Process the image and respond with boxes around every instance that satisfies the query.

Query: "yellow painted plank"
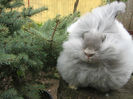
[24,0,103,23]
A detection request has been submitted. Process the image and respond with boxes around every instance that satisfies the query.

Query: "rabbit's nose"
[84,51,95,58]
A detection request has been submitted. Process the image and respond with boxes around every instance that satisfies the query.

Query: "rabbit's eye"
[95,47,100,51]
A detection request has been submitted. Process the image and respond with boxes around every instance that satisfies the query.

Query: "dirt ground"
[44,79,59,99]
[37,70,60,99]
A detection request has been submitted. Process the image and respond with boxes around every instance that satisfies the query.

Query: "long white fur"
[67,1,127,39]
[57,1,133,91]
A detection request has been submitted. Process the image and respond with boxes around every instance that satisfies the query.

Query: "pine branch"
[22,7,48,17]
[73,0,79,13]
[50,19,60,48]
[23,27,48,42]
[8,1,24,9]
[0,8,2,14]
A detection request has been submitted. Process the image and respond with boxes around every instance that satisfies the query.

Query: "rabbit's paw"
[68,84,78,90]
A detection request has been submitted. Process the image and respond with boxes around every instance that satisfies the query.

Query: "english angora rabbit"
[57,1,133,92]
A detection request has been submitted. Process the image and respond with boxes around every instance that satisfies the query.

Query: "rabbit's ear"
[108,1,126,18]
[92,1,126,19]
[90,1,126,33]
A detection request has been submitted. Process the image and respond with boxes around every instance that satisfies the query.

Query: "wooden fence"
[118,0,133,31]
[23,0,133,30]
[23,0,102,23]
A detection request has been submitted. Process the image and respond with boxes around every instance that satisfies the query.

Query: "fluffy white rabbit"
[57,1,133,92]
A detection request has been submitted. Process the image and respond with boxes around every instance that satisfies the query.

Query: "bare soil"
[37,70,60,99]
[44,79,59,99]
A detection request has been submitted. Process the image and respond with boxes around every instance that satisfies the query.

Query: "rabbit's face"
[82,33,106,63]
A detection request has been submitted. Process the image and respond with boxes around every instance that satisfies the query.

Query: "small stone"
[105,93,109,97]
